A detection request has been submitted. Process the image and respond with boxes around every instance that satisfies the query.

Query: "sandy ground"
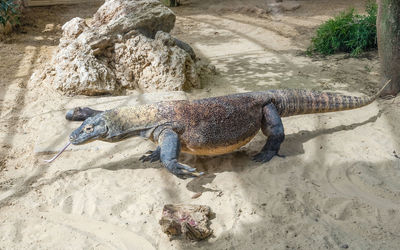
[1,0,400,249]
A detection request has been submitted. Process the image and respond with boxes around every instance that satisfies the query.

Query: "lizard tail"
[276,80,390,117]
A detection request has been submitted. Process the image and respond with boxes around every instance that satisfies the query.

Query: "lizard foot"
[139,147,161,162]
[165,160,204,179]
[252,150,283,163]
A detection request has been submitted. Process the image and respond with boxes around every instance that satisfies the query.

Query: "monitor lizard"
[48,82,389,178]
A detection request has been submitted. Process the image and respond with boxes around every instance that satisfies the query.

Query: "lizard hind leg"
[65,107,103,121]
[253,103,285,163]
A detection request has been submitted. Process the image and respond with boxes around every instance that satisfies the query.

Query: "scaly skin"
[67,86,386,178]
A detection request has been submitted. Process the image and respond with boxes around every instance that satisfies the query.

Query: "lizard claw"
[177,163,204,178]
[276,153,286,158]
[183,170,204,178]
[140,147,161,163]
[252,150,279,163]
[178,164,196,172]
[165,161,203,179]
[179,169,204,178]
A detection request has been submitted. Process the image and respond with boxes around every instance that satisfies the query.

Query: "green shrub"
[0,0,20,28]
[307,1,377,56]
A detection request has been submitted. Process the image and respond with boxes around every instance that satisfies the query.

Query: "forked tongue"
[44,142,71,163]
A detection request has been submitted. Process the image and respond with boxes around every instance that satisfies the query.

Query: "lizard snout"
[69,131,79,143]
[69,134,77,143]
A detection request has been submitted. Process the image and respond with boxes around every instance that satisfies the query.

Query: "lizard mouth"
[69,125,109,145]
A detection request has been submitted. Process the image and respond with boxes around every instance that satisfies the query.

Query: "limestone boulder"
[37,0,210,96]
[92,0,175,38]
[113,31,200,91]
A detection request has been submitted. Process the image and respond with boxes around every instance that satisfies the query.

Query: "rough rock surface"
[91,0,175,39]
[269,1,301,13]
[112,31,201,91]
[159,204,213,241]
[38,0,211,95]
[218,1,301,17]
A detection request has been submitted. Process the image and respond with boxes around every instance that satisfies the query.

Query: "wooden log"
[377,0,400,96]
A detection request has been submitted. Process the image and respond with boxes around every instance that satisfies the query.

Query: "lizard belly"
[181,134,256,156]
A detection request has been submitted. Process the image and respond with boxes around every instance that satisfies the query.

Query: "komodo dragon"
[46,83,388,178]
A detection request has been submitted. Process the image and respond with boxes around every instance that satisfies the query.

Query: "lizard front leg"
[158,129,203,178]
[253,103,285,162]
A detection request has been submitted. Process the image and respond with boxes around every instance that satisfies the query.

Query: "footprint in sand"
[325,162,400,211]
[61,195,73,214]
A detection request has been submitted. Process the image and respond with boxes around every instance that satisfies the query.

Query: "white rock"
[61,17,87,39]
[38,0,209,96]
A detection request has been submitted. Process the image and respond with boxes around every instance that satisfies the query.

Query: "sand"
[1,0,400,249]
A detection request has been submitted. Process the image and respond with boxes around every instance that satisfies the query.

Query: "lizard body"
[67,86,386,178]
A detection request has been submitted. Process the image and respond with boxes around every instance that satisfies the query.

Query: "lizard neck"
[101,104,163,142]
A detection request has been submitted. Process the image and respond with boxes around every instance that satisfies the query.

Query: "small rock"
[268,1,301,13]
[281,2,301,11]
[159,204,213,241]
[191,192,202,199]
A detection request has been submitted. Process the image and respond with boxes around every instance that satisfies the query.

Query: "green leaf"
[307,2,377,56]
[0,0,20,28]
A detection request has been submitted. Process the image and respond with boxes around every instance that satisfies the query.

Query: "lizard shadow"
[281,110,382,157]
[185,110,382,193]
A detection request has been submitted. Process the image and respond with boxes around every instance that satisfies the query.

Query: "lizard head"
[69,114,109,145]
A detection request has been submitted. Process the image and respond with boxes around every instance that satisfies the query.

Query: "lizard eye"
[84,124,94,133]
